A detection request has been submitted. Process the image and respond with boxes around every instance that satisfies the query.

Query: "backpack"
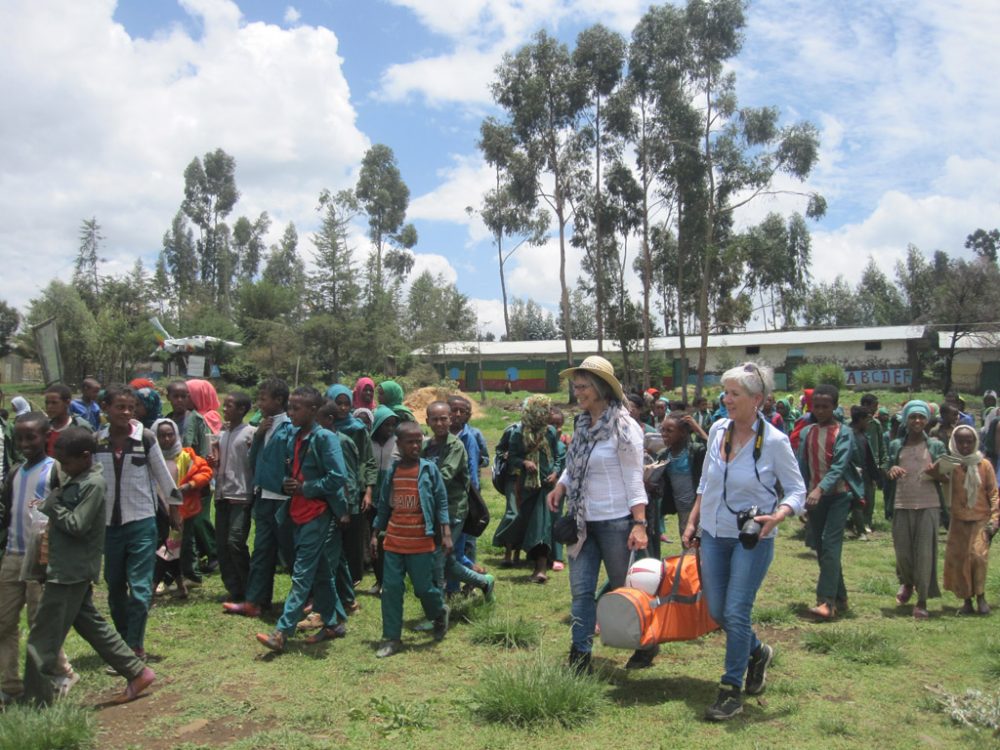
[490,423,519,495]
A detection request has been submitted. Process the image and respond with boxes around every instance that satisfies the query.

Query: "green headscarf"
[377,380,413,421]
[519,395,553,489]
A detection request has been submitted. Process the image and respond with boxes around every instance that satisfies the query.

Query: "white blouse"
[558,417,647,522]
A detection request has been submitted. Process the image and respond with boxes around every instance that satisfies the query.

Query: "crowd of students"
[0,373,996,709]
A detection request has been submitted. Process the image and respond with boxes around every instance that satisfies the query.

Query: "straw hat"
[560,356,625,402]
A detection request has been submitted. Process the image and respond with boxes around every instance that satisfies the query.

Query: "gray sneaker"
[744,643,774,695]
[375,640,402,658]
[433,605,450,641]
[705,685,743,721]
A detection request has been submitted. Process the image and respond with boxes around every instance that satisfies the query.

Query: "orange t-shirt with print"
[384,463,435,554]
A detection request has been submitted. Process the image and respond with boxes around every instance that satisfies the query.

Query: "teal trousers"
[104,517,157,651]
[381,550,443,641]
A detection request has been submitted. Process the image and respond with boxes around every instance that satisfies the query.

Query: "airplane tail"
[149,316,171,346]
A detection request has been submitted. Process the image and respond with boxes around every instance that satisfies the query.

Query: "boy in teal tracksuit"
[256,386,347,651]
[23,428,154,706]
[225,378,294,617]
[422,401,494,601]
[371,421,450,658]
[797,384,865,620]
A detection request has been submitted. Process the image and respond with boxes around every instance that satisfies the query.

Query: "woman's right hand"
[681,522,699,549]
[546,484,565,512]
[887,465,906,481]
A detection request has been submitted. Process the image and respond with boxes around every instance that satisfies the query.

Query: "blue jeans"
[568,516,632,653]
[699,531,774,688]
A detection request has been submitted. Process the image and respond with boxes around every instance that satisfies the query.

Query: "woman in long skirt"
[936,425,1000,614]
[883,400,946,619]
[492,395,563,583]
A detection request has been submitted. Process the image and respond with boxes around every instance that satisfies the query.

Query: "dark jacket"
[650,442,706,514]
[40,463,106,584]
[373,458,449,538]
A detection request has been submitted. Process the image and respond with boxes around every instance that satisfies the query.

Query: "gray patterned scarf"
[564,402,631,559]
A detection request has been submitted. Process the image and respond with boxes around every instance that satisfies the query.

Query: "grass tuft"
[0,702,96,750]
[348,696,433,738]
[858,576,897,595]
[803,627,903,666]
[754,603,796,626]
[469,613,541,649]
[927,685,1000,734]
[472,657,604,727]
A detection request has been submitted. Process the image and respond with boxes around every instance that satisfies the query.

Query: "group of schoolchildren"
[2,372,997,708]
[633,384,1000,623]
[0,374,502,707]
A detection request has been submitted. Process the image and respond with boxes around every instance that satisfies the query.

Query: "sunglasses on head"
[743,363,765,394]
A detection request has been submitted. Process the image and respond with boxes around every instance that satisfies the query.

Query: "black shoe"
[744,643,773,695]
[705,685,743,721]
[568,647,592,676]
[625,644,659,670]
[433,605,450,641]
[200,558,219,574]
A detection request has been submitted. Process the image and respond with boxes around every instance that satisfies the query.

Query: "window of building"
[864,341,882,351]
[745,345,760,355]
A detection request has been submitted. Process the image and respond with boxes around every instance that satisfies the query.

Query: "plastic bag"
[20,504,49,582]
[156,527,183,562]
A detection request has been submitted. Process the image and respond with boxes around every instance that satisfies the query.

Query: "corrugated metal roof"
[937,331,1000,350]
[414,325,928,357]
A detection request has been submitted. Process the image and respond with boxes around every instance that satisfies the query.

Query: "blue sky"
[2,0,998,337]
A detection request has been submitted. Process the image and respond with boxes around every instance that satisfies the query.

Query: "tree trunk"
[695,83,717,400]
[498,232,511,339]
[639,105,652,389]
[943,326,959,396]
[594,96,604,354]
[677,200,689,404]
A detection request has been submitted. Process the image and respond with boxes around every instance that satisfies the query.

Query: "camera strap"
[720,415,778,516]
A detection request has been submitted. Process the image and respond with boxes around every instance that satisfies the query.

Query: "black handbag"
[463,485,491,538]
[552,513,579,545]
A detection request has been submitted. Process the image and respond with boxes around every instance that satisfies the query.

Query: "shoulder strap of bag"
[653,546,705,607]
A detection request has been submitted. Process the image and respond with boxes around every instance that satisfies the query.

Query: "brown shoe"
[115,667,155,703]
[297,612,323,630]
[255,631,286,652]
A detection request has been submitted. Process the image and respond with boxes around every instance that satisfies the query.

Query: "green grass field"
[3,390,999,749]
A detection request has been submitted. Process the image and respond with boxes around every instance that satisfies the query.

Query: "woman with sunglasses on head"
[681,362,806,721]
[546,357,649,674]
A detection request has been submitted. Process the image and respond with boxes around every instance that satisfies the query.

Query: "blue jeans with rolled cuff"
[568,516,632,653]
[699,530,774,688]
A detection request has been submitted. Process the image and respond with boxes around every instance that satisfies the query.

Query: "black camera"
[736,505,762,549]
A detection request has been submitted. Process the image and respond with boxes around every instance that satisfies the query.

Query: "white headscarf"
[941,425,984,509]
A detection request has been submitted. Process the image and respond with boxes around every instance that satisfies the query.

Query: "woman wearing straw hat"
[546,356,650,674]
[681,362,806,721]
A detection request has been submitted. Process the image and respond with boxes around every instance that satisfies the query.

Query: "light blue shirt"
[696,417,806,539]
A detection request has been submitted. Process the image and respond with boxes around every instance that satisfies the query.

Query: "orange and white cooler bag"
[596,548,719,649]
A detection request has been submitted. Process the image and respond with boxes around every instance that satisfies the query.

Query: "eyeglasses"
[744,363,766,394]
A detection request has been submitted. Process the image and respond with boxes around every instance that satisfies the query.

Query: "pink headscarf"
[353,377,376,410]
[186,379,222,435]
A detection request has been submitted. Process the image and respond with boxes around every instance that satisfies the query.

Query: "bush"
[472,657,604,727]
[791,362,846,391]
[791,363,818,389]
[0,703,96,750]
[928,685,1000,734]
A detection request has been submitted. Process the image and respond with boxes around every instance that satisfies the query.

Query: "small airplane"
[149,317,242,355]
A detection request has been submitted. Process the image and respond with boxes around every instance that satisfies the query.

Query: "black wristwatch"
[631,519,647,528]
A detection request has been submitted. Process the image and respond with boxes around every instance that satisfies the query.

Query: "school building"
[416,325,1000,393]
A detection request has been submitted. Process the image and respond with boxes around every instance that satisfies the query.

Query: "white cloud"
[283,6,301,25]
[409,154,495,244]
[469,297,507,338]
[409,252,459,284]
[380,0,645,105]
[0,0,367,312]
[505,236,583,308]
